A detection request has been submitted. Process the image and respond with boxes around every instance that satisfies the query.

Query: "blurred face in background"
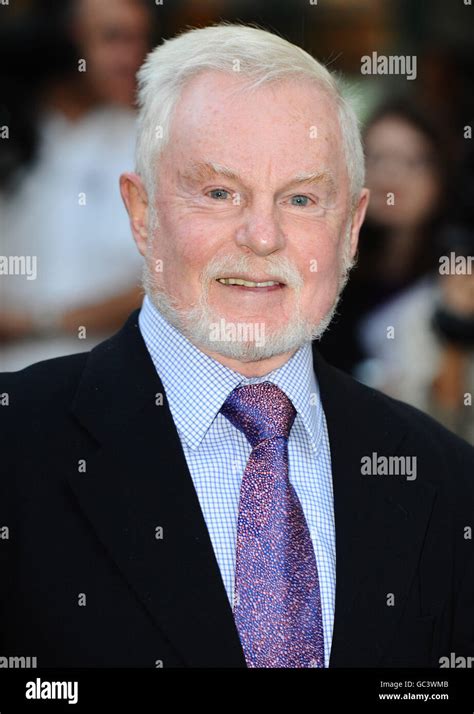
[365,116,441,231]
[441,273,474,317]
[74,0,150,107]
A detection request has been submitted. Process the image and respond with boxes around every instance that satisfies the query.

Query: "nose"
[234,197,286,257]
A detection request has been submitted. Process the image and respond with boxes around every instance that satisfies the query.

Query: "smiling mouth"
[216,277,285,290]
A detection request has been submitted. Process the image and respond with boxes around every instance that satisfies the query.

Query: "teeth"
[217,278,280,287]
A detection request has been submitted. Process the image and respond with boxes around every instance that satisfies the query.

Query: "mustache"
[200,253,304,290]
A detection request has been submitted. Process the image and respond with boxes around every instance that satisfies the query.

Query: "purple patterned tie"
[221,381,325,668]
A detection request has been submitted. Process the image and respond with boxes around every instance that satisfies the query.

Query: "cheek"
[299,236,344,311]
[407,178,439,218]
[300,233,342,283]
[152,213,219,288]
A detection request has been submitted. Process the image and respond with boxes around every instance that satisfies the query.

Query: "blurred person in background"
[358,223,474,444]
[357,148,474,444]
[319,101,450,373]
[0,0,153,370]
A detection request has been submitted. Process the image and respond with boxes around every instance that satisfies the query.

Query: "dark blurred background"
[1,0,473,441]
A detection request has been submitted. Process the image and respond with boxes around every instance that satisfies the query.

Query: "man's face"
[136,71,366,361]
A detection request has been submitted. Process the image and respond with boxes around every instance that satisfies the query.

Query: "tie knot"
[220,382,296,447]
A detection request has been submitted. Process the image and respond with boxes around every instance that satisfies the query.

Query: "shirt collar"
[138,294,323,453]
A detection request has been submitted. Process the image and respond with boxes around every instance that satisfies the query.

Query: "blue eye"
[290,195,311,207]
[208,189,230,200]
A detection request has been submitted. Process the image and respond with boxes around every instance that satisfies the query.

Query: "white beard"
[143,223,354,363]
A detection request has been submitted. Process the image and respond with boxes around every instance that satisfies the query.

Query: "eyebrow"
[179,161,337,192]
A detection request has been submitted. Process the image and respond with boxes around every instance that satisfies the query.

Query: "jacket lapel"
[67,312,246,667]
[314,352,438,666]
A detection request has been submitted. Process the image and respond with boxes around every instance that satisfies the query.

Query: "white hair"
[135,22,365,205]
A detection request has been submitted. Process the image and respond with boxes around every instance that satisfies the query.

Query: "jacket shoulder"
[0,351,90,407]
[363,375,471,455]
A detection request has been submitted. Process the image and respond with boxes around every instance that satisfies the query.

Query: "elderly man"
[1,24,473,669]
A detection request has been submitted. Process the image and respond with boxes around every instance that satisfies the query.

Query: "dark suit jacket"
[1,310,473,668]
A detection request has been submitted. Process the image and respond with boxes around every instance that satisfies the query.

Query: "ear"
[120,172,150,256]
[349,188,370,259]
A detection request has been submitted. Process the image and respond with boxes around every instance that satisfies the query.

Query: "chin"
[145,268,341,361]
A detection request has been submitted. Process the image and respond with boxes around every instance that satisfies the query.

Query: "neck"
[388,225,418,243]
[380,226,420,280]
[42,78,97,121]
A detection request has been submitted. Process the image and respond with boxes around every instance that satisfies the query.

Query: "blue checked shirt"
[139,294,336,666]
